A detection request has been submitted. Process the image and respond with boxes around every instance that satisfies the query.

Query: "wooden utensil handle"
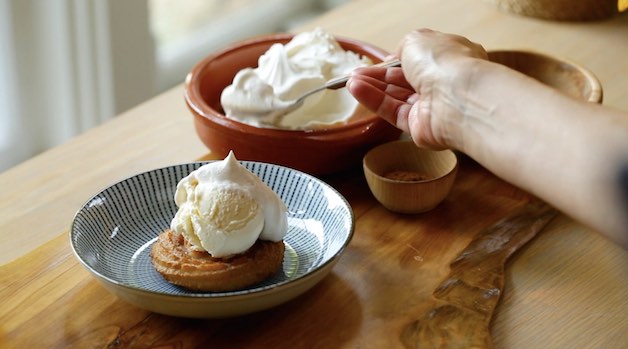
[401,202,557,349]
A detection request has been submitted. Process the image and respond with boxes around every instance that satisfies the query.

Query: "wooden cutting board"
[1,154,626,348]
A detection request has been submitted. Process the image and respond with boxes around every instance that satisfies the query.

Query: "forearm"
[454,59,628,247]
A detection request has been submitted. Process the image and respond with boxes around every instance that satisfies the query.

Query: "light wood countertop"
[1,0,626,347]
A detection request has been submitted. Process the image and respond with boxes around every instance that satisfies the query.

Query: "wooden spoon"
[401,202,557,348]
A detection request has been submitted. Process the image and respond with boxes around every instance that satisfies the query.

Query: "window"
[149,0,347,92]
[0,0,349,172]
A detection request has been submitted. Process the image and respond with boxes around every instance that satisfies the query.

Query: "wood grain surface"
[401,203,557,348]
[1,0,627,348]
[2,156,626,348]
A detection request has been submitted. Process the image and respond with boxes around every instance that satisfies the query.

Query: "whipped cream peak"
[220,27,372,129]
[170,151,288,258]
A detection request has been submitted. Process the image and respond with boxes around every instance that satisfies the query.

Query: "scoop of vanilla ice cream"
[170,151,288,258]
[220,27,372,129]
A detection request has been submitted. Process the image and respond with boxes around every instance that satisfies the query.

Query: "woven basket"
[488,0,619,21]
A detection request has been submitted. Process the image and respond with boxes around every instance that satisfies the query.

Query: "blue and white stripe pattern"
[70,161,354,297]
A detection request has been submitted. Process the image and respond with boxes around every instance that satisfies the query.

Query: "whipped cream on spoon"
[223,59,401,125]
[221,28,400,129]
[268,59,402,123]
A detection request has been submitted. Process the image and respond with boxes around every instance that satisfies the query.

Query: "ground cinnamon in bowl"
[383,170,432,182]
[363,140,458,213]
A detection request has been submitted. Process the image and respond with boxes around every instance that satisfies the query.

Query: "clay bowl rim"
[184,33,390,139]
[363,140,459,185]
[487,49,603,104]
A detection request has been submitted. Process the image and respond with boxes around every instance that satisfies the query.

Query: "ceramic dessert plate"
[70,161,354,318]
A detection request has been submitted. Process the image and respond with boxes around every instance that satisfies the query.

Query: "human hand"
[347,28,488,150]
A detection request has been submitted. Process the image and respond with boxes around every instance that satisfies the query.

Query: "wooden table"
[1,0,627,347]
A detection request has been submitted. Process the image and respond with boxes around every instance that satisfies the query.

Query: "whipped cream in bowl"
[220,28,372,129]
[184,29,402,175]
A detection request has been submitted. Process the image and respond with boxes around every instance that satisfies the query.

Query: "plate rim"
[69,160,355,300]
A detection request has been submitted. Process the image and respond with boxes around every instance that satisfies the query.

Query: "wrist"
[431,56,489,152]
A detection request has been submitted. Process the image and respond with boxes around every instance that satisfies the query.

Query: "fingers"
[351,66,413,90]
[346,75,397,125]
[350,73,413,101]
[347,67,416,130]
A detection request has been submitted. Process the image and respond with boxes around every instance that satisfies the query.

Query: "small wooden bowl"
[363,140,458,214]
[488,50,603,103]
[487,0,619,21]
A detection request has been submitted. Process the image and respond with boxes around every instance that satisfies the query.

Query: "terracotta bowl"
[363,140,458,214]
[488,50,603,103]
[185,34,402,175]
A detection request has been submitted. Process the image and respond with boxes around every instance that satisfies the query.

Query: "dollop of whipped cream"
[220,27,372,129]
[170,151,288,258]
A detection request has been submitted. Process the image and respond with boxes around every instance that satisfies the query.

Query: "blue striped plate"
[70,161,354,318]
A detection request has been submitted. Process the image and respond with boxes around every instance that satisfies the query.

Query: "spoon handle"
[325,59,402,90]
